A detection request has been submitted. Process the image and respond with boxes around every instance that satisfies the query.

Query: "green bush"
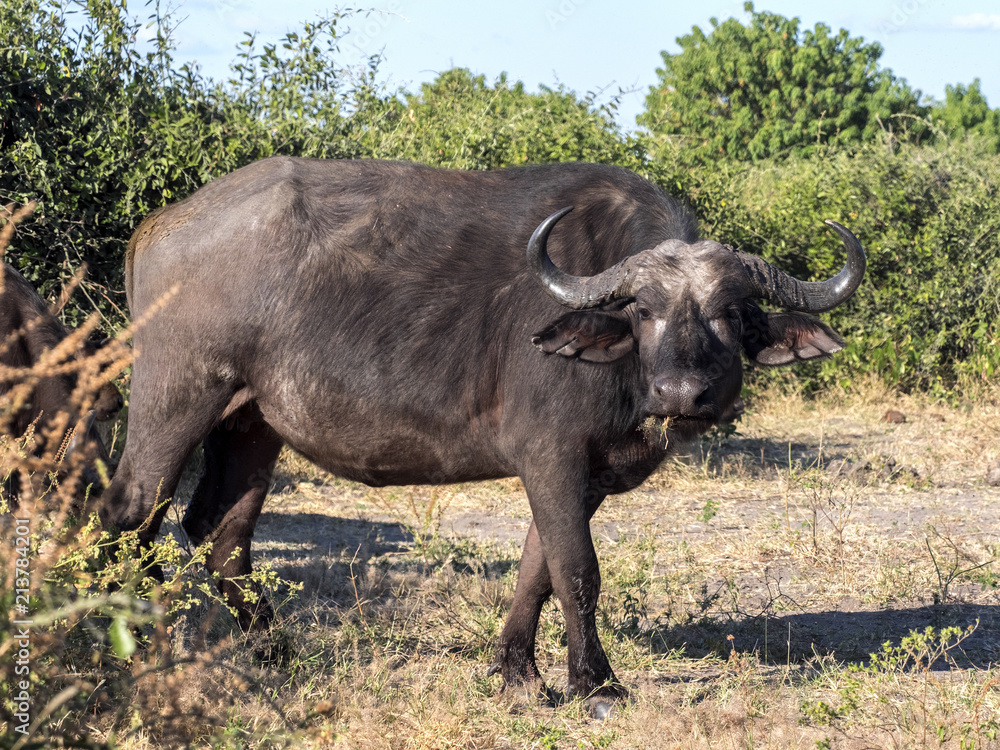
[352,67,644,170]
[931,79,1000,154]
[638,2,929,162]
[0,0,164,323]
[0,1,377,327]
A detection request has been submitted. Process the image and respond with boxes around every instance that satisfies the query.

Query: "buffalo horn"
[527,207,639,310]
[737,220,867,313]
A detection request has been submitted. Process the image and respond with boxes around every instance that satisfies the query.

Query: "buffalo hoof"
[235,598,274,634]
[513,679,559,708]
[222,581,275,633]
[589,699,613,721]
[145,561,165,583]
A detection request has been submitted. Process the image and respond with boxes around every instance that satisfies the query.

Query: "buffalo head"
[528,207,865,438]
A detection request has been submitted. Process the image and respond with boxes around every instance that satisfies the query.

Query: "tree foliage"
[656,139,1000,394]
[0,0,165,318]
[353,67,643,170]
[931,79,1000,153]
[639,2,929,161]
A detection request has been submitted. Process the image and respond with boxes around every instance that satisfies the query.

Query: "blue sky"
[156,0,1000,128]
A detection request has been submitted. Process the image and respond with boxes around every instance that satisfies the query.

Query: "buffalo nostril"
[653,376,708,398]
[653,376,710,415]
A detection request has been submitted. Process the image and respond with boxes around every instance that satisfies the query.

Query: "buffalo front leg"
[182,406,283,632]
[515,469,622,707]
[491,489,608,694]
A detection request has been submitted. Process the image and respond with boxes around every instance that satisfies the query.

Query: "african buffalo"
[1,264,123,505]
[101,158,864,713]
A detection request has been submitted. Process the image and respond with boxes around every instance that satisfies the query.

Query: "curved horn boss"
[526,207,641,309]
[735,220,867,313]
[527,208,866,312]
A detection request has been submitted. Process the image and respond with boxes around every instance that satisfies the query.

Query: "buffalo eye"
[637,307,652,321]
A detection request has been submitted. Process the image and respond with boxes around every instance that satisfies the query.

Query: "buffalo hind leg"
[182,404,283,632]
[489,520,552,697]
[101,380,236,544]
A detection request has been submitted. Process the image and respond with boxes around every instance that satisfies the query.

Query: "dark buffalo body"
[1,264,123,503]
[103,158,863,711]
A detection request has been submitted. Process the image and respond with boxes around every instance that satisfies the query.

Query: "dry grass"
[0,205,264,750]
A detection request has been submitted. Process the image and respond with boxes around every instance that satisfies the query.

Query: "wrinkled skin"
[1,264,124,506]
[100,158,859,712]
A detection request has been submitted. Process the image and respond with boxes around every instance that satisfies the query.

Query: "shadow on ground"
[642,603,1000,668]
[248,510,520,617]
[255,510,414,559]
[247,509,1000,673]
[683,427,923,485]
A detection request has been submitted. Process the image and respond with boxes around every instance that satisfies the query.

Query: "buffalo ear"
[744,312,845,366]
[531,311,635,363]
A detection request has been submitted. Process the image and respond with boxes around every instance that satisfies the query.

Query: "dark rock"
[877,457,918,482]
[987,461,1000,487]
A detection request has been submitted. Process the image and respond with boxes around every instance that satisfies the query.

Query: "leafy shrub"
[639,2,929,161]
[0,0,165,324]
[931,79,1000,154]
[353,67,645,170]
